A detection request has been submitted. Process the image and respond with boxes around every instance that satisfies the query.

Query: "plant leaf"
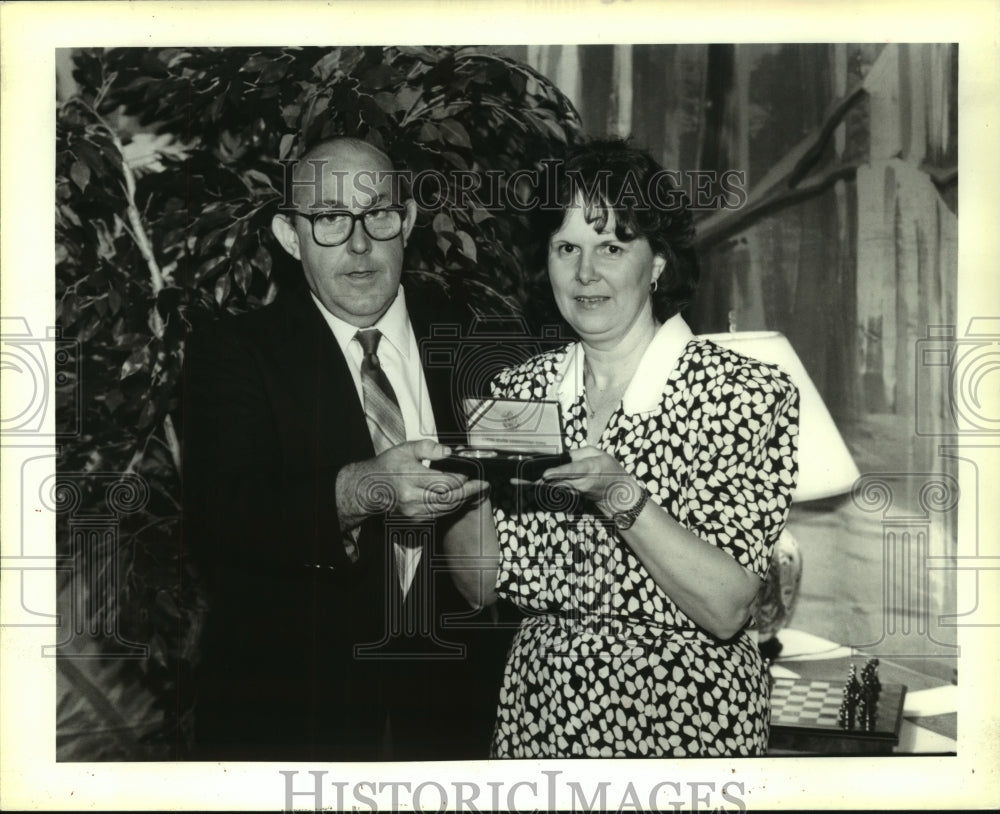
[121,346,151,380]
[233,258,252,294]
[214,272,231,307]
[253,246,273,277]
[155,590,182,620]
[432,212,454,234]
[456,230,477,263]
[70,160,90,192]
[438,119,471,150]
[278,132,297,159]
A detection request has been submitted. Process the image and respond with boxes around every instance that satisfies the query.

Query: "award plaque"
[431,397,570,481]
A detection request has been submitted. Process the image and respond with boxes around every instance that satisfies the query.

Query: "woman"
[446,138,799,757]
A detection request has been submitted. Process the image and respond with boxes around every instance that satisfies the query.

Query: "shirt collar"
[310,285,412,360]
[554,342,586,414]
[554,313,695,415]
[621,313,694,413]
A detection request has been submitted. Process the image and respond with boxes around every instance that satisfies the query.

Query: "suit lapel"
[405,282,467,444]
[267,288,387,604]
[279,287,375,466]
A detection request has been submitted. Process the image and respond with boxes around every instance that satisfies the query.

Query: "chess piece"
[763,658,775,694]
[862,658,882,697]
[838,665,862,730]
[857,688,870,731]
[860,658,881,730]
[849,665,862,728]
[837,687,853,729]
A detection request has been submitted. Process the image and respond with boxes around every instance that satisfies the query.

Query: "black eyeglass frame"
[291,205,406,247]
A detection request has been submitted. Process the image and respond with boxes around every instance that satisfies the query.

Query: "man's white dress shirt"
[312,287,437,598]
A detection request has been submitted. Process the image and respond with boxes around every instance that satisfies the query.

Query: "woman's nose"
[576,253,599,284]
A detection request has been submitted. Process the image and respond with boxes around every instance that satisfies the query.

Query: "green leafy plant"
[55,45,582,758]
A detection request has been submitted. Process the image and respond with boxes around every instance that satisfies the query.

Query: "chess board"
[768,677,907,755]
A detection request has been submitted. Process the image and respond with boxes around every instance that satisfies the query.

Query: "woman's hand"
[538,446,637,513]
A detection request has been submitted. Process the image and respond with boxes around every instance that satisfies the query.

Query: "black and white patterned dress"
[489,316,799,757]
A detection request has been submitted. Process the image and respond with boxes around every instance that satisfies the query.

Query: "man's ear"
[271,213,301,260]
[651,253,667,287]
[400,198,418,245]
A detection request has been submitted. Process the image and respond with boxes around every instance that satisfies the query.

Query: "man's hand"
[336,439,488,531]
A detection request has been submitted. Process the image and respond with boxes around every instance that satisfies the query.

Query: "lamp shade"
[699,331,860,502]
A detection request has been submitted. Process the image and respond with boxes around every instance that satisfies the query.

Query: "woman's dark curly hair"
[532,137,699,322]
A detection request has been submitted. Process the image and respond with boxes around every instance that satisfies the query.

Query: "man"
[183,137,498,761]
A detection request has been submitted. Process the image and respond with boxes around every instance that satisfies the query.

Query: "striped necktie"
[355,328,406,453]
[355,328,420,598]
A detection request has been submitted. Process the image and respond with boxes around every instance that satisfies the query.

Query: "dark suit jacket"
[182,280,506,761]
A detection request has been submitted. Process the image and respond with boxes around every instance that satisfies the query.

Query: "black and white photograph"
[1,1,998,810]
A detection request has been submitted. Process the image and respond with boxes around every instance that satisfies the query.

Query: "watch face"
[612,488,647,530]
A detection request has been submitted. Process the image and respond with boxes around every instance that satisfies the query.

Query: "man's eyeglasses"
[293,207,405,247]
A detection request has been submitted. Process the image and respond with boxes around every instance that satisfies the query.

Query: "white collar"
[554,314,695,415]
[622,314,694,413]
[553,341,586,414]
[311,285,412,360]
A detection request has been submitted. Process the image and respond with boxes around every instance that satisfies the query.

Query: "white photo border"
[2,0,998,810]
